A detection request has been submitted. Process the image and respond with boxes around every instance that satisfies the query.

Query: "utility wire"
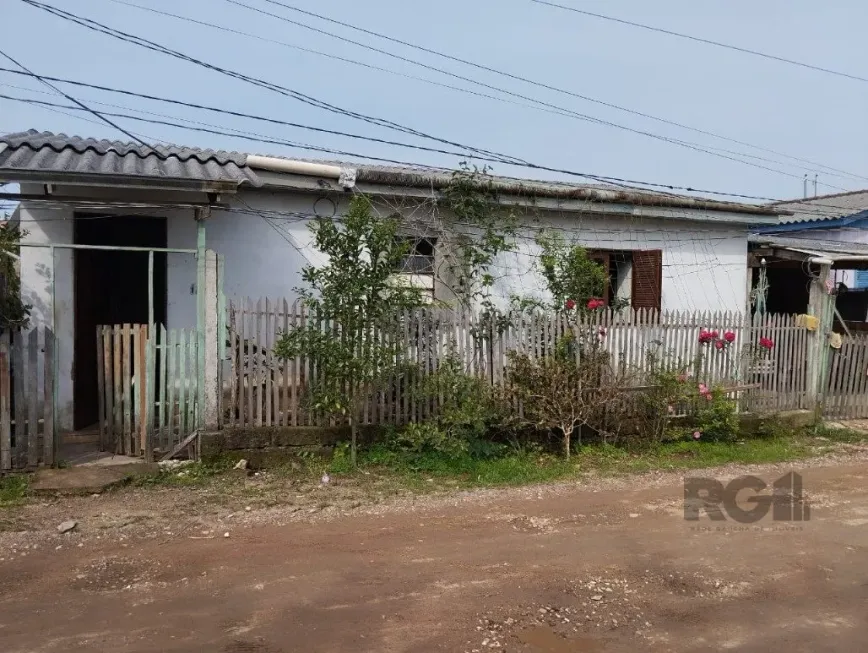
[0,89,807,204]
[0,75,520,164]
[101,0,585,127]
[246,0,867,184]
[217,0,848,189]
[9,1,746,197]
[6,74,851,205]
[19,0,521,166]
[531,0,868,85]
[0,46,156,152]
[6,4,866,209]
[3,83,866,216]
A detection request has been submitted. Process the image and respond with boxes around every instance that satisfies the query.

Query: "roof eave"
[257,171,782,223]
[0,169,242,194]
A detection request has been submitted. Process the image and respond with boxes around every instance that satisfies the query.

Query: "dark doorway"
[73,215,167,431]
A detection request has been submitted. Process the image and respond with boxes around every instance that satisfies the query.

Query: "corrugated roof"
[769,189,868,225]
[0,130,261,189]
[749,233,868,258]
[279,156,783,216]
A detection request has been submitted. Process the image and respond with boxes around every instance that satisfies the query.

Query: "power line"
[0,89,809,206]
[0,92,477,169]
[250,0,868,184]
[1,68,831,203]
[3,7,864,211]
[531,0,868,85]
[101,0,586,128]
[0,77,513,164]
[1,3,770,199]
[19,0,521,167]
[23,0,866,201]
[5,83,868,218]
[0,46,156,152]
[217,0,850,189]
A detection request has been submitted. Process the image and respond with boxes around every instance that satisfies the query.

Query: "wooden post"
[806,263,833,414]
[27,328,38,467]
[12,332,25,467]
[203,250,220,431]
[96,326,106,453]
[0,331,11,471]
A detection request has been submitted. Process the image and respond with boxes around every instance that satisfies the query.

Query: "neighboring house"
[763,190,868,290]
[0,130,784,431]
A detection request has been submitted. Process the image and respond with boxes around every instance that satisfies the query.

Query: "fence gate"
[0,327,56,471]
[97,324,200,459]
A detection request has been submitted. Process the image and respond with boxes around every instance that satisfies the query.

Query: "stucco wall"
[17,186,750,431]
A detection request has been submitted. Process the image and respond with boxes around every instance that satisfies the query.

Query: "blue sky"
[2,0,867,203]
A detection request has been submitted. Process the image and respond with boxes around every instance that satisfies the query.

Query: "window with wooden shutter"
[631,250,662,310]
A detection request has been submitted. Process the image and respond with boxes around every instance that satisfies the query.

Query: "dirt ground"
[3,453,868,652]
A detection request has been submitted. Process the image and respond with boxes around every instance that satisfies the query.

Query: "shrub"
[695,388,739,442]
[507,331,633,458]
[387,356,508,459]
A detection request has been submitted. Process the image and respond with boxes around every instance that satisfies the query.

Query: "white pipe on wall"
[246,155,342,179]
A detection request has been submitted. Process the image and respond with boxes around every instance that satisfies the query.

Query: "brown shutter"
[631,250,662,310]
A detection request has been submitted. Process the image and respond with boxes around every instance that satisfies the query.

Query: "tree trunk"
[562,425,571,459]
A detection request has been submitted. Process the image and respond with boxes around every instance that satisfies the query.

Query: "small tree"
[0,223,30,332]
[274,195,425,464]
[507,333,630,458]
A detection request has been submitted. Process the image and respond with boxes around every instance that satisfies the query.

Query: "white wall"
[488,213,747,313]
[197,191,749,315]
[17,198,74,430]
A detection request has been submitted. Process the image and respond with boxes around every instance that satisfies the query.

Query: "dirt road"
[3,458,868,652]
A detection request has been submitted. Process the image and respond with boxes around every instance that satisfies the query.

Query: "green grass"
[0,475,29,505]
[87,422,868,501]
[811,424,868,443]
[320,429,832,491]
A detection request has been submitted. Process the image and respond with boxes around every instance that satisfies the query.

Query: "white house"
[0,130,783,431]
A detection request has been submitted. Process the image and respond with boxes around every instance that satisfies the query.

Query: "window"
[394,237,436,301]
[587,249,662,310]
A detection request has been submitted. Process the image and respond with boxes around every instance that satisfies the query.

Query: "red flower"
[698,329,714,344]
[565,298,576,310]
[715,339,725,350]
[710,330,719,339]
[724,331,736,343]
[759,337,775,350]
[586,298,605,310]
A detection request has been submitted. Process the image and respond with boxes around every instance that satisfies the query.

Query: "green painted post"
[178,331,187,444]
[196,218,206,431]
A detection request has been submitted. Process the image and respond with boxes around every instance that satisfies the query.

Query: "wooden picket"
[825,333,868,419]
[224,299,831,428]
[97,324,199,459]
[0,327,57,471]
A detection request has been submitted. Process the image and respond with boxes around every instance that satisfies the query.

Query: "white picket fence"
[223,299,825,428]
